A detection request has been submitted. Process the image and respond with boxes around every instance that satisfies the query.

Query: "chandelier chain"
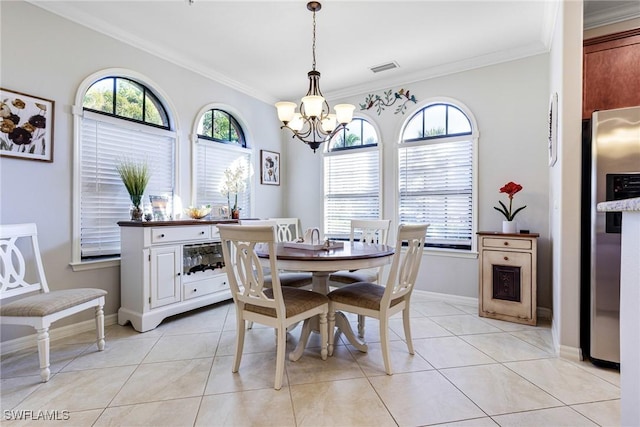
[311,8,317,71]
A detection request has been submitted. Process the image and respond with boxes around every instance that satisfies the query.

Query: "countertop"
[597,197,640,212]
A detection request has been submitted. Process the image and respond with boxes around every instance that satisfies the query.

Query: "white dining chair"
[0,223,107,382]
[327,223,428,375]
[239,219,312,288]
[328,219,391,336]
[217,224,329,390]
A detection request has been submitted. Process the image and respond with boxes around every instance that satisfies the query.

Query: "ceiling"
[29,1,640,105]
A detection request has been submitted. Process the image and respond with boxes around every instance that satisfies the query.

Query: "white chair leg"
[402,307,414,355]
[274,326,286,390]
[319,311,328,360]
[327,308,336,356]
[232,315,246,373]
[95,305,105,351]
[36,327,51,382]
[379,317,392,375]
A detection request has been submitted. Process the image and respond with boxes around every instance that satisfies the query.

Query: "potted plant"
[116,159,151,221]
[494,181,526,233]
[220,162,247,219]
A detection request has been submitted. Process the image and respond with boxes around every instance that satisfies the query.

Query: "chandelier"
[275,1,355,152]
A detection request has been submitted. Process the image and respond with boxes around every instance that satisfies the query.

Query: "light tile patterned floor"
[1,295,620,426]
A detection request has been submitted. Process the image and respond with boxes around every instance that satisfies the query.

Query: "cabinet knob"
[193,288,197,292]
[199,231,205,235]
[503,241,509,246]
[504,256,509,261]
[177,272,181,276]
[159,233,165,238]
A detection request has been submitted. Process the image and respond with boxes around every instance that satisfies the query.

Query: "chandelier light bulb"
[275,102,296,123]
[334,104,355,125]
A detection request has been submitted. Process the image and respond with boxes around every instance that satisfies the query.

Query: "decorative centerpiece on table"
[494,181,526,233]
[220,162,247,220]
[116,158,150,221]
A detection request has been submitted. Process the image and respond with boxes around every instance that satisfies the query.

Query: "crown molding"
[27,1,277,105]
[585,2,640,30]
[325,42,549,102]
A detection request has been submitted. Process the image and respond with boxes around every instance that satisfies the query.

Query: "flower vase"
[131,205,144,221]
[502,220,517,234]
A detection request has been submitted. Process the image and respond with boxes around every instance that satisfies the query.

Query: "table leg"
[335,311,368,352]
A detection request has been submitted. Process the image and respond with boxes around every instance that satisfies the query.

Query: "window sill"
[70,257,120,272]
[424,248,478,259]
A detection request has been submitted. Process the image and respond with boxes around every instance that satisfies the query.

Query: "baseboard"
[0,313,118,356]
[415,290,553,321]
[415,290,478,307]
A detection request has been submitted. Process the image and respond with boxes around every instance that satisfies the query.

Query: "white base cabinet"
[478,232,538,326]
[118,220,234,332]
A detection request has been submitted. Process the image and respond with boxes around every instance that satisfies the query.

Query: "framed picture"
[0,88,54,162]
[548,92,558,167]
[149,195,171,221]
[260,149,280,185]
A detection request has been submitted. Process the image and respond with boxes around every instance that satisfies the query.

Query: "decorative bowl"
[185,206,211,219]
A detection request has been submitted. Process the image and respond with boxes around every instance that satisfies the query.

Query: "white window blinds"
[398,137,473,249]
[80,113,175,258]
[324,147,380,239]
[195,139,251,213]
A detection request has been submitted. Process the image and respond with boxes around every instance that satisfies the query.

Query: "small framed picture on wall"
[260,149,280,186]
[0,88,54,162]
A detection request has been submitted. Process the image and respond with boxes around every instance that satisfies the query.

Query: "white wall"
[285,54,551,306]
[0,1,284,341]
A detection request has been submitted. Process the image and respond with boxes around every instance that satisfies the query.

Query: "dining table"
[256,240,395,360]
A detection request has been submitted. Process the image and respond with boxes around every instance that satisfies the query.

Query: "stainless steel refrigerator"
[582,106,640,366]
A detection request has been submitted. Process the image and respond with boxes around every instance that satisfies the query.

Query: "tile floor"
[1,294,621,426]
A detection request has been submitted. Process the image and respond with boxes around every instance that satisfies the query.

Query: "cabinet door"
[481,250,532,321]
[150,246,181,308]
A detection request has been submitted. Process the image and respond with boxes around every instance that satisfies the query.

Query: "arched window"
[399,101,477,251]
[196,108,245,146]
[194,107,251,214]
[74,73,176,263]
[324,117,381,239]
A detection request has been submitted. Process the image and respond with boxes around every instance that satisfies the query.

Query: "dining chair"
[217,224,328,390]
[238,219,312,288]
[328,219,391,336]
[0,223,107,382]
[327,223,428,375]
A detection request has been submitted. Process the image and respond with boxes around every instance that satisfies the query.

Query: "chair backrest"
[217,224,285,316]
[0,223,49,300]
[350,219,391,244]
[268,218,301,242]
[382,223,429,306]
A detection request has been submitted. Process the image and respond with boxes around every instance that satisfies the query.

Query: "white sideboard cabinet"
[477,231,539,326]
[118,220,236,332]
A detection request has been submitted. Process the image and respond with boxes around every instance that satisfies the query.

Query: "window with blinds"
[80,113,175,258]
[399,103,475,250]
[194,140,251,213]
[324,118,380,239]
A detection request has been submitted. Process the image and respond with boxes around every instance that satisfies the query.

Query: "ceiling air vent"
[370,61,399,74]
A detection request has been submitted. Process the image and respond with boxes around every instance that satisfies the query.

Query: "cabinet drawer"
[183,275,229,300]
[482,237,531,250]
[151,226,209,244]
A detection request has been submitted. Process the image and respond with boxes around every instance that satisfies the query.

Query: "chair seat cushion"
[329,268,378,285]
[327,282,402,311]
[0,288,107,317]
[245,287,327,318]
[265,272,313,288]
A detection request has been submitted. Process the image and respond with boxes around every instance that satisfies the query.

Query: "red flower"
[499,181,523,199]
[494,181,526,221]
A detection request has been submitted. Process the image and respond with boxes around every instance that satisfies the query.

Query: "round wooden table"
[256,241,394,358]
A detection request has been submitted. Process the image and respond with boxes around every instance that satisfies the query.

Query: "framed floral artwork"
[0,88,54,162]
[260,149,280,186]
